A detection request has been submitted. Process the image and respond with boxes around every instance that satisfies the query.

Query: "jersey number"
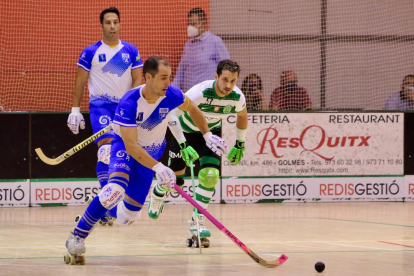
[206,98,213,105]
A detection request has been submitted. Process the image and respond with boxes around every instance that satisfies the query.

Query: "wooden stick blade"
[34,124,112,166]
[35,148,64,165]
[250,251,289,268]
[222,227,289,268]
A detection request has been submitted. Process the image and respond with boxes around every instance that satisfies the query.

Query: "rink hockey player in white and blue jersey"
[64,56,227,265]
[67,7,143,225]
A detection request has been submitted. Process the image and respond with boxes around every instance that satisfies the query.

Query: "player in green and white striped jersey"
[148,60,248,245]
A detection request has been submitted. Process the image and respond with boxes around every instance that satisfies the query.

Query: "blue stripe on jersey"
[137,86,184,131]
[77,41,102,71]
[113,87,141,126]
[102,47,133,77]
[136,101,170,131]
[142,140,167,160]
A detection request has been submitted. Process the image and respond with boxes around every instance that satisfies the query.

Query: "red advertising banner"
[222,177,405,202]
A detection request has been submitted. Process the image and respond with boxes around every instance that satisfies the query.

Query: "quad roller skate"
[64,232,86,265]
[186,215,210,248]
[186,235,210,248]
[63,253,85,265]
[74,195,115,226]
[98,216,115,226]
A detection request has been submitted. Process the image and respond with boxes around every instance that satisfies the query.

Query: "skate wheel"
[108,221,114,226]
[186,238,193,247]
[194,238,200,248]
[75,255,85,265]
[74,215,81,223]
[201,238,210,248]
[85,195,94,204]
[99,221,107,226]
[64,254,70,264]
[70,255,76,265]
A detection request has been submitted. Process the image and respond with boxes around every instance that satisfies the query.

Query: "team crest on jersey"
[136,54,141,62]
[159,108,169,119]
[214,106,220,112]
[122,53,130,64]
[223,105,232,114]
[99,54,106,62]
[81,52,86,59]
[136,112,144,122]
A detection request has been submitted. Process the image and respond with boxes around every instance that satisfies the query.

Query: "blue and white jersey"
[112,85,185,157]
[77,40,143,104]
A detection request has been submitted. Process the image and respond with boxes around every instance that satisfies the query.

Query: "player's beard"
[217,84,232,96]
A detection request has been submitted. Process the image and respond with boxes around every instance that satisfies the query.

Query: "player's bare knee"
[97,138,113,147]
[175,168,186,176]
[117,201,141,225]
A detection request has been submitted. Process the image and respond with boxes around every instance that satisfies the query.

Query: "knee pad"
[198,167,220,189]
[99,183,125,210]
[117,201,141,225]
[98,144,111,165]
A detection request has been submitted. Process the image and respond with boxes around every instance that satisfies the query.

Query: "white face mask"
[187,25,199,37]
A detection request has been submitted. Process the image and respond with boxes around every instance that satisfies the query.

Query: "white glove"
[152,162,176,192]
[67,107,85,134]
[203,132,228,156]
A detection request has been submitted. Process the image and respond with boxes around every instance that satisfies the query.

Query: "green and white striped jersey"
[179,80,246,133]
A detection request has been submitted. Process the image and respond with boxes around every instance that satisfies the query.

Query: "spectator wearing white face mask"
[385,75,414,110]
[172,7,230,92]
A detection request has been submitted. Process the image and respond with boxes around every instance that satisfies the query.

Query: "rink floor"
[0,202,413,276]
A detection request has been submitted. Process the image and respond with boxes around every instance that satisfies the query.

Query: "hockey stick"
[174,185,289,268]
[189,160,202,254]
[35,124,112,165]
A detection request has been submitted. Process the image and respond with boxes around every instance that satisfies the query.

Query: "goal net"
[1,0,414,111]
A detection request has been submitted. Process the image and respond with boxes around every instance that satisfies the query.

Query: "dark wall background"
[404,112,414,175]
[1,113,203,180]
[0,113,30,179]
[4,112,410,179]
[31,113,97,178]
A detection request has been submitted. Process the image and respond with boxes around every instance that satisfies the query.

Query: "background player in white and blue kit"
[65,56,227,264]
[67,7,143,196]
